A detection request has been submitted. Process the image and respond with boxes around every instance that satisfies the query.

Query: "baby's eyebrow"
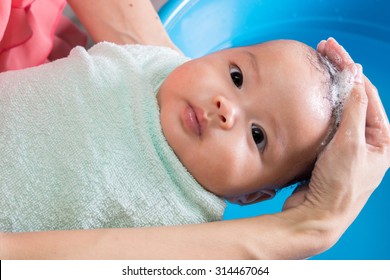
[244,50,260,82]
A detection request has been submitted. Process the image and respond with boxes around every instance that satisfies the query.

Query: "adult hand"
[284,38,390,244]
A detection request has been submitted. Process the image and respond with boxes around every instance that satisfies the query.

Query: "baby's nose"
[213,95,237,130]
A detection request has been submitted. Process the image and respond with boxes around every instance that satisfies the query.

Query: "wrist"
[244,208,339,259]
[287,205,344,256]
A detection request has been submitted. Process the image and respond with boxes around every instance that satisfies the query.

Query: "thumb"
[283,184,309,211]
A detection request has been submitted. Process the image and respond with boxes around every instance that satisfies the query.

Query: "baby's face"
[157,40,332,202]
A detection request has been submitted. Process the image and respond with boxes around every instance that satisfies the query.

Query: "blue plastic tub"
[159,0,390,259]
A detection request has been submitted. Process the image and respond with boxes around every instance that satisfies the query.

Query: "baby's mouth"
[182,104,205,137]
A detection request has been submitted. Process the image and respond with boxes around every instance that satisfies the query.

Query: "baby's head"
[157,40,353,205]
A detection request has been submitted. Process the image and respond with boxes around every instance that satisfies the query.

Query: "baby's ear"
[226,190,276,206]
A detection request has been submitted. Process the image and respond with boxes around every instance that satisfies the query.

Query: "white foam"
[319,56,355,148]
[328,65,355,125]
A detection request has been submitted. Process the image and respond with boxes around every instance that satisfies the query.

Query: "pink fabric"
[0,0,87,72]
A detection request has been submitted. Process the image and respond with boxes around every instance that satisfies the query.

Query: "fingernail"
[317,40,326,52]
[354,64,363,84]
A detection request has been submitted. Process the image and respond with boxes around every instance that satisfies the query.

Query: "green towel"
[0,42,226,232]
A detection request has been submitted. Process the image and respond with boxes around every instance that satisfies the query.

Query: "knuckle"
[384,146,390,167]
[341,130,361,151]
[371,84,379,95]
[352,88,368,106]
[365,82,379,98]
[344,133,365,152]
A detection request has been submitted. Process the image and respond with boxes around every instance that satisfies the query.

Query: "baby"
[158,39,353,205]
[0,39,352,232]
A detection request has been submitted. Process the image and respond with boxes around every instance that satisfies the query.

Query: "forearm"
[67,0,179,51]
[0,211,334,260]
[246,208,334,259]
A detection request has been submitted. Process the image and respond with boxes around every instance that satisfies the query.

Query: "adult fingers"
[363,75,390,151]
[318,38,390,148]
[317,37,354,70]
[364,75,390,127]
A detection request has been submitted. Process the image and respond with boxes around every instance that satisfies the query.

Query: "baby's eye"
[230,65,243,89]
[251,124,266,151]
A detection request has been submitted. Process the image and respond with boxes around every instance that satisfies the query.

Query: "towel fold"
[0,42,226,232]
[0,0,87,72]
